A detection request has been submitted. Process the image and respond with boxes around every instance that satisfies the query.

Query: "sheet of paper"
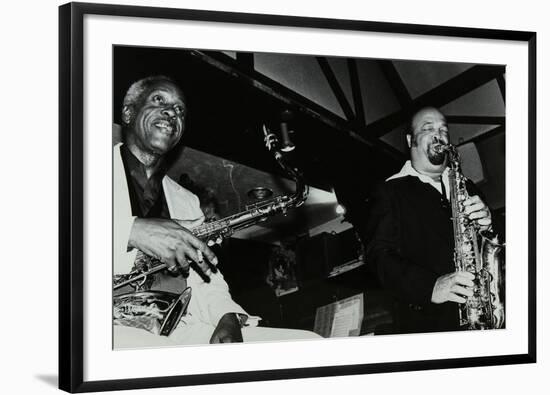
[330,304,360,337]
[314,293,364,338]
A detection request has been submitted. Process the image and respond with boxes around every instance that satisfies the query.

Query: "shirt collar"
[387,160,450,198]
[120,144,169,183]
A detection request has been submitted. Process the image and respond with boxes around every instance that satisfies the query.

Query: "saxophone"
[439,143,505,330]
[113,125,309,335]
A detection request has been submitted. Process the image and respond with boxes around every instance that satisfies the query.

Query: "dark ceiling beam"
[377,60,412,107]
[235,52,254,71]
[446,115,505,125]
[496,74,506,104]
[347,58,366,126]
[316,56,356,122]
[362,65,505,138]
[191,50,406,161]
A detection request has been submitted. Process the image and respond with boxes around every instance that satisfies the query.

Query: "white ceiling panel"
[440,80,505,116]
[254,53,345,118]
[392,60,473,99]
[448,123,500,145]
[222,51,237,59]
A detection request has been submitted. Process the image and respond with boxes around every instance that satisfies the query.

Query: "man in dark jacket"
[364,107,492,333]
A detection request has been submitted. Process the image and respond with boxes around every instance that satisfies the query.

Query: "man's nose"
[432,134,446,144]
[434,130,448,141]
[161,106,176,119]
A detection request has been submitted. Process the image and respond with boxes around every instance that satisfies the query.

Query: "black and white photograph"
[4,0,547,392]
[53,2,538,393]
[111,45,506,348]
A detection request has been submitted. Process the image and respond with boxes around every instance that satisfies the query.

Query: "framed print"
[59,2,536,392]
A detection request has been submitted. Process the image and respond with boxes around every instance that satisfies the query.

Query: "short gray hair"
[122,75,180,111]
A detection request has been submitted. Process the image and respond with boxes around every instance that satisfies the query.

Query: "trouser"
[114,322,321,349]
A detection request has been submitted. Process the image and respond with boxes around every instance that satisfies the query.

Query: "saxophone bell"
[113,288,192,336]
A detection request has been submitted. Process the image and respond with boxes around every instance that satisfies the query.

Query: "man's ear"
[121,105,133,125]
[406,133,412,148]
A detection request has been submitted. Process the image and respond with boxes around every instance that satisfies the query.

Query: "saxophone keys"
[460,243,473,253]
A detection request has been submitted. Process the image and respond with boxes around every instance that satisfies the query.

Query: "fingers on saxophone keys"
[198,248,220,274]
[456,271,475,281]
[467,208,490,221]
[455,272,475,287]
[463,195,481,206]
[165,256,182,275]
[184,249,213,283]
[190,260,211,283]
[193,249,217,275]
[463,203,485,216]
[477,219,492,231]
[187,237,218,273]
[448,293,467,304]
[174,248,191,275]
[451,284,473,298]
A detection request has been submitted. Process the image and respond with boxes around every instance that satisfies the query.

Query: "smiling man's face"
[409,107,449,167]
[128,80,186,155]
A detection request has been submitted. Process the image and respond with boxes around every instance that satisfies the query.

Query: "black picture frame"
[59,2,537,393]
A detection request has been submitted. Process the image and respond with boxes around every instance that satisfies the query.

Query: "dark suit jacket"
[363,175,462,333]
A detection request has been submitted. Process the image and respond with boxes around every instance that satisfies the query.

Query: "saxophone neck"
[189,146,308,242]
[263,123,309,208]
[434,143,461,171]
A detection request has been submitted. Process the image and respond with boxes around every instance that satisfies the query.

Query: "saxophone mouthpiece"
[433,142,451,154]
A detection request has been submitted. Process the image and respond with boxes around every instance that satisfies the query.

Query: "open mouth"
[153,119,174,134]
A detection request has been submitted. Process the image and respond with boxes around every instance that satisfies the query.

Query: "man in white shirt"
[114,75,320,346]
